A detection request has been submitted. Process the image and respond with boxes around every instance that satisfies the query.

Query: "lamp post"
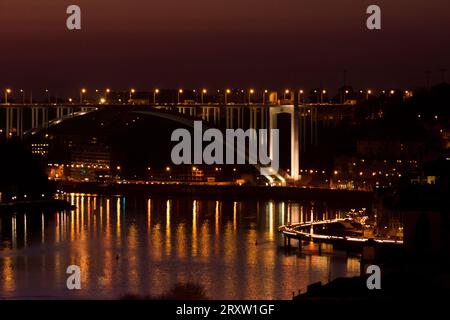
[284,89,290,100]
[225,89,231,104]
[403,90,411,102]
[105,88,111,103]
[201,89,207,104]
[4,89,11,104]
[263,90,268,105]
[344,90,349,103]
[298,90,304,104]
[45,89,50,104]
[321,90,327,103]
[154,89,159,104]
[366,89,372,100]
[80,88,86,104]
[19,89,25,104]
[177,89,183,104]
[129,88,135,102]
[248,89,254,104]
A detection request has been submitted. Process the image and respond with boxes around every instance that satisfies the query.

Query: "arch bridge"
[0,101,353,181]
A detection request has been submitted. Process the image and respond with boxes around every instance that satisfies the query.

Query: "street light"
[4,89,11,104]
[343,90,349,103]
[366,89,372,100]
[403,90,411,102]
[105,88,111,102]
[177,89,183,104]
[321,90,327,103]
[201,89,207,104]
[154,89,160,104]
[80,88,86,104]
[263,89,268,105]
[284,89,290,100]
[129,88,136,102]
[248,89,254,104]
[299,89,304,104]
[45,89,50,104]
[19,89,25,104]
[225,89,231,104]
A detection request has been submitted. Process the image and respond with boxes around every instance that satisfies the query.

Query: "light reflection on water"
[0,194,360,299]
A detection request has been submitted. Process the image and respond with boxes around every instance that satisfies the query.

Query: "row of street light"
[2,87,411,105]
[70,88,281,104]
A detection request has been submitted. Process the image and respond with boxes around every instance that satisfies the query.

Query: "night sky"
[1,0,449,97]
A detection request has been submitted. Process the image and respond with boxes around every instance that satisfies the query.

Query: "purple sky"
[1,0,449,96]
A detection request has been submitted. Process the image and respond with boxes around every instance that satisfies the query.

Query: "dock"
[279,218,403,252]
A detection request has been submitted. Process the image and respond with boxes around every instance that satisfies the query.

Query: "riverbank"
[57,182,373,207]
[0,199,75,214]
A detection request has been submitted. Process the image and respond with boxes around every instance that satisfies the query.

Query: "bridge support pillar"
[42,107,48,128]
[31,107,38,129]
[202,107,211,122]
[237,107,243,128]
[16,108,23,138]
[226,107,233,129]
[269,104,300,180]
[6,107,13,138]
[5,107,24,138]
[31,107,49,129]
[261,107,267,129]
[291,106,299,179]
[249,107,259,130]
[56,106,67,120]
[213,108,220,125]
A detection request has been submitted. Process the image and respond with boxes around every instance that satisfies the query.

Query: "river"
[0,193,361,299]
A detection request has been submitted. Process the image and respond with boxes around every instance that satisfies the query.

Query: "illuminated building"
[31,143,49,156]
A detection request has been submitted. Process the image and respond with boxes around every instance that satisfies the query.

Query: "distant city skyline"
[0,0,449,95]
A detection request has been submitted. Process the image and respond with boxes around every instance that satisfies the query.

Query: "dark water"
[0,194,361,299]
